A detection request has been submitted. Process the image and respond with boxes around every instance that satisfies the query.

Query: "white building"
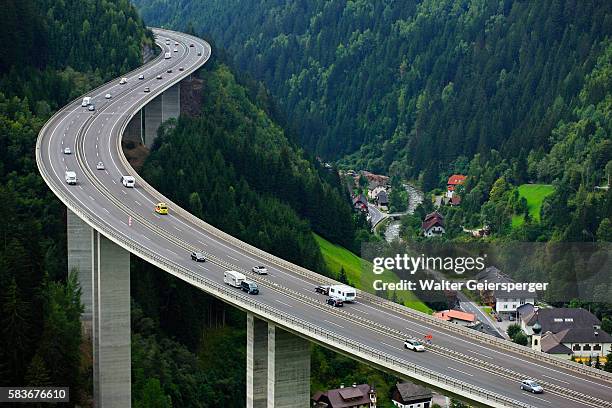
[392,382,432,408]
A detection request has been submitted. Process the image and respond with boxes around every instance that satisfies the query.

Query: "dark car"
[326,297,343,307]
[190,251,206,262]
[315,285,330,295]
[241,281,259,295]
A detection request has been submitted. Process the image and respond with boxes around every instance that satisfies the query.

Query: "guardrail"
[35,28,607,408]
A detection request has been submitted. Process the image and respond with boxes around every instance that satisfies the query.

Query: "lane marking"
[275,300,292,308]
[541,374,569,385]
[134,200,142,206]
[524,394,552,404]
[324,319,344,329]
[447,367,473,377]
[380,341,399,350]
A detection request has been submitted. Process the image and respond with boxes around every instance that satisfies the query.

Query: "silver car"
[252,265,268,275]
[520,380,543,394]
[96,162,105,170]
[63,147,72,154]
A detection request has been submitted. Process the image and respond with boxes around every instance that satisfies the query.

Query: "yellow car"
[155,202,168,215]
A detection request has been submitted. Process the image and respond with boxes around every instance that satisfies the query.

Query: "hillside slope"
[133,0,611,185]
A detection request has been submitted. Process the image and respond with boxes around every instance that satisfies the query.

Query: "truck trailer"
[224,270,246,288]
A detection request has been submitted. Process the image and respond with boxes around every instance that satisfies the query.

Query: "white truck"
[224,270,246,288]
[81,97,91,107]
[65,171,77,185]
[164,52,171,59]
[328,284,356,302]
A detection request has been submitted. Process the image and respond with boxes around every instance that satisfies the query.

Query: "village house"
[374,190,389,209]
[475,267,536,315]
[433,309,477,326]
[391,382,433,408]
[421,211,445,237]
[523,308,612,363]
[446,174,466,198]
[312,383,377,408]
[352,194,369,213]
[368,185,387,200]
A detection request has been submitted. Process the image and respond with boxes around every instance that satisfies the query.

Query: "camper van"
[121,175,135,188]
[224,270,246,288]
[328,285,356,302]
[65,171,77,185]
[164,52,171,59]
[81,97,91,107]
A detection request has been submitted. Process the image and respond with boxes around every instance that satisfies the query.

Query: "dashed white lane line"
[447,367,473,377]
[228,255,239,262]
[198,265,209,271]
[88,195,94,200]
[112,179,116,184]
[275,300,293,308]
[324,319,344,329]
[122,190,127,195]
[174,226,182,232]
[167,249,179,257]
[524,394,552,404]
[102,208,110,214]
[541,374,569,384]
[465,349,493,359]
[134,200,142,206]
[198,240,208,246]
[380,341,400,350]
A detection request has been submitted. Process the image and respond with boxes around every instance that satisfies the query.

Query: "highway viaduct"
[36,28,612,408]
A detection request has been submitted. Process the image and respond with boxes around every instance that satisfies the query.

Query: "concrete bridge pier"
[68,210,131,407]
[247,314,311,408]
[140,83,181,148]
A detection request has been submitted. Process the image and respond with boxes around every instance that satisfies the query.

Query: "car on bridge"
[63,147,72,154]
[326,297,343,307]
[121,175,135,188]
[404,339,425,352]
[190,251,206,262]
[88,105,95,111]
[119,77,127,85]
[520,380,543,394]
[156,75,162,80]
[315,285,330,295]
[154,203,168,215]
[252,265,268,275]
[105,93,112,99]
[96,161,105,170]
[144,87,150,93]
[173,48,178,52]
[190,43,194,47]
[241,280,259,295]
[167,68,172,73]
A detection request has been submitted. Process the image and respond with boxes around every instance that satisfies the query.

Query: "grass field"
[313,233,432,314]
[511,184,554,228]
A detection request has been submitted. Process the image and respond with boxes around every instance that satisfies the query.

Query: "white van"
[121,175,135,188]
[65,171,77,185]
[328,285,356,302]
[81,97,91,107]
[119,78,128,85]
[164,52,171,59]
[224,270,246,288]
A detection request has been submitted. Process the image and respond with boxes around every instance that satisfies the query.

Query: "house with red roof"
[433,309,477,326]
[446,174,466,199]
[421,211,445,237]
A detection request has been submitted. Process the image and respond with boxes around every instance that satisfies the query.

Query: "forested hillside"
[0,1,151,404]
[142,62,357,271]
[133,0,611,183]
